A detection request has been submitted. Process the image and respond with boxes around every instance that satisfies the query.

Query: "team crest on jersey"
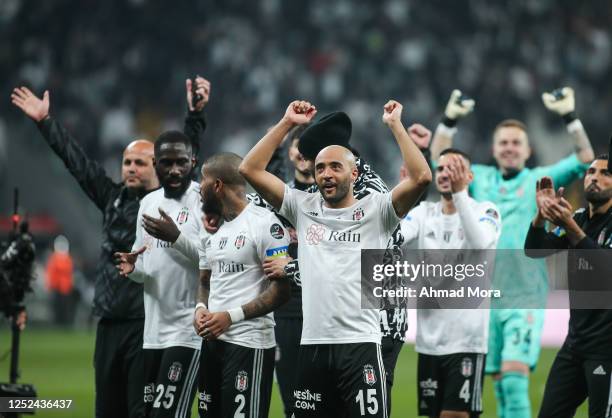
[306,223,326,245]
[363,365,377,386]
[176,207,189,225]
[270,223,285,239]
[597,228,607,245]
[168,362,182,382]
[461,358,473,377]
[234,233,247,249]
[443,231,452,243]
[235,371,248,392]
[352,208,365,221]
[218,237,228,249]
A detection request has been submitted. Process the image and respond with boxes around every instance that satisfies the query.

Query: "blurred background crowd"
[1,0,611,326]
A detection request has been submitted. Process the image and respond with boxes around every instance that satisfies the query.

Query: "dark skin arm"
[194,270,211,336]
[202,277,291,340]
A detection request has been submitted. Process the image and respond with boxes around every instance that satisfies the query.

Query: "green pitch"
[0,329,588,417]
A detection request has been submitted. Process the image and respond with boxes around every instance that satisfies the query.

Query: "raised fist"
[407,123,432,149]
[186,76,211,112]
[542,87,575,116]
[284,100,317,126]
[382,100,403,125]
[444,89,475,120]
[11,87,50,122]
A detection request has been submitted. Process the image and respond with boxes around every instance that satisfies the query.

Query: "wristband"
[195,302,207,312]
[562,111,577,124]
[441,116,458,128]
[227,307,245,324]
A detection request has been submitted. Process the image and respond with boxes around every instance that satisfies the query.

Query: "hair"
[595,153,609,161]
[439,147,471,164]
[287,124,310,145]
[154,130,192,157]
[493,119,528,136]
[202,152,246,187]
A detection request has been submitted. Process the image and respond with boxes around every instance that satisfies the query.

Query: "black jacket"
[525,206,612,359]
[37,111,206,319]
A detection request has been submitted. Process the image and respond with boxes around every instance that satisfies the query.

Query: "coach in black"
[525,155,612,418]
[10,78,209,418]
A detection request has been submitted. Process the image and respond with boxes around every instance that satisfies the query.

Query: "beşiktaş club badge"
[353,207,365,221]
[234,233,247,249]
[235,371,248,392]
[461,358,473,378]
[168,362,183,383]
[176,207,189,224]
[363,364,377,386]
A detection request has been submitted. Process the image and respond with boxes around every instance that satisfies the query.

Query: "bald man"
[240,100,431,417]
[11,82,209,418]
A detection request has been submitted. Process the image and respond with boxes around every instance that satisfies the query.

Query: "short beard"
[320,180,351,205]
[162,179,189,199]
[585,188,612,206]
[202,187,223,216]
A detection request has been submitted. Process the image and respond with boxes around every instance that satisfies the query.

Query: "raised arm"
[430,89,475,162]
[184,75,210,167]
[382,100,432,217]
[239,101,317,210]
[542,87,594,164]
[11,87,116,210]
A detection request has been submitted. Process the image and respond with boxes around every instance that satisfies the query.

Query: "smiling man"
[239,99,431,417]
[116,131,203,418]
[430,88,594,418]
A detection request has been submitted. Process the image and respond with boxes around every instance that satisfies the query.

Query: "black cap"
[298,112,352,160]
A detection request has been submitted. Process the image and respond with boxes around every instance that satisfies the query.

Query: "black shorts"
[417,352,485,417]
[197,339,275,418]
[539,344,612,418]
[143,346,200,418]
[290,343,388,418]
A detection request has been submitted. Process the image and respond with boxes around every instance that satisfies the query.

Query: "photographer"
[10,77,210,418]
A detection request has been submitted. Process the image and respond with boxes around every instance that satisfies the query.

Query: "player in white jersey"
[185,152,291,418]
[400,148,501,417]
[115,131,202,418]
[239,99,431,417]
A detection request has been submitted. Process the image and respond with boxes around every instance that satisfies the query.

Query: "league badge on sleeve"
[270,223,285,239]
[235,371,249,392]
[363,364,377,386]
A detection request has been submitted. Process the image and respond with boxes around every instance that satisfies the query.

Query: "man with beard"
[430,88,594,418]
[188,152,291,417]
[400,149,501,418]
[116,131,203,418]
[524,155,612,418]
[239,99,431,417]
[11,78,209,418]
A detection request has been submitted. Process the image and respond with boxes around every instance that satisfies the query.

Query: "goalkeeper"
[430,87,594,418]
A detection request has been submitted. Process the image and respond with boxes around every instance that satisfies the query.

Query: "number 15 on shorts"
[355,389,379,415]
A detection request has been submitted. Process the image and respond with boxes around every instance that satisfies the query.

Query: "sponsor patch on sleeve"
[552,226,566,237]
[479,217,499,231]
[265,246,289,258]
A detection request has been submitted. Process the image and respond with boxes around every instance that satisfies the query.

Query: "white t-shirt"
[279,185,401,345]
[401,191,501,355]
[131,182,202,350]
[199,203,290,349]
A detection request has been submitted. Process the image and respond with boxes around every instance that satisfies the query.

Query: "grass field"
[0,329,589,418]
